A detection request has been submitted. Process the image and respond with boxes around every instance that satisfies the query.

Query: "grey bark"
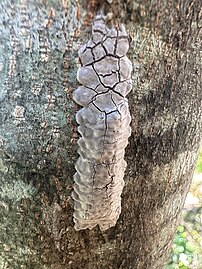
[0,0,201,269]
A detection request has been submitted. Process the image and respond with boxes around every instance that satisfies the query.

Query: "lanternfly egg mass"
[72,15,132,231]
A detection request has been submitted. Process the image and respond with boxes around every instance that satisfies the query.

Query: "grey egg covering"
[72,15,132,231]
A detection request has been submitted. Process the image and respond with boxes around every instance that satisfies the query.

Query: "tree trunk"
[0,1,201,268]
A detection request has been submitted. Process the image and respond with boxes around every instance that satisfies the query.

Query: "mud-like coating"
[72,15,132,231]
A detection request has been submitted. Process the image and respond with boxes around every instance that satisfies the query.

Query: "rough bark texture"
[0,0,201,269]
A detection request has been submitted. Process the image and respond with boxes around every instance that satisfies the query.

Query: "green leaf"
[178,226,185,233]
[185,242,195,253]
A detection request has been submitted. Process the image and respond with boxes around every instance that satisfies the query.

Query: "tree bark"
[0,0,201,268]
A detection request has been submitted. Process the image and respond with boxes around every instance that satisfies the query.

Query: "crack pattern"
[72,15,132,231]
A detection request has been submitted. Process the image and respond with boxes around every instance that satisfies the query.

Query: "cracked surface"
[72,15,132,231]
